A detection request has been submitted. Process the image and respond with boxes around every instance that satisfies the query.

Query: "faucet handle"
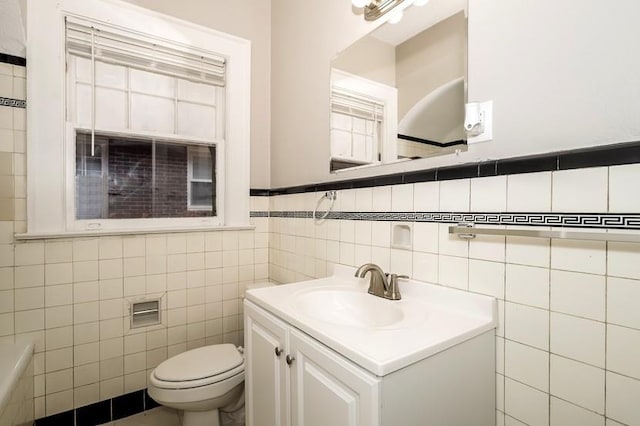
[385,274,408,300]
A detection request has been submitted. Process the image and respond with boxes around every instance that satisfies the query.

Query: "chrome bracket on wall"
[454,222,477,240]
[449,223,640,243]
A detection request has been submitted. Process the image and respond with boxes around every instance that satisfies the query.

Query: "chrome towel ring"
[313,191,337,223]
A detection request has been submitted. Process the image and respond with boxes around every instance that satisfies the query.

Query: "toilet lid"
[154,344,243,382]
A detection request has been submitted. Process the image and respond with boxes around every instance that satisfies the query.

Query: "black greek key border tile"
[0,97,26,108]
[256,211,640,230]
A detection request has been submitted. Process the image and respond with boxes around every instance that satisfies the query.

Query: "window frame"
[26,0,251,236]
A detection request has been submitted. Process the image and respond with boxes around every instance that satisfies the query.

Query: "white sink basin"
[245,265,497,376]
[294,287,406,328]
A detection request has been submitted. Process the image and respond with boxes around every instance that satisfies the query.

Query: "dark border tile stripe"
[496,153,558,175]
[436,164,478,181]
[558,141,640,170]
[252,140,640,196]
[250,188,270,196]
[0,52,26,66]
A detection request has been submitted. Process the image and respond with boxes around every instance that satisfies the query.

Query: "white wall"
[271,0,378,188]
[122,0,272,189]
[270,0,640,188]
[331,35,396,87]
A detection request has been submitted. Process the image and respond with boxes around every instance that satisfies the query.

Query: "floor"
[99,407,180,426]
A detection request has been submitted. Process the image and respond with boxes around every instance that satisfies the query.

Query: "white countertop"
[245,266,497,376]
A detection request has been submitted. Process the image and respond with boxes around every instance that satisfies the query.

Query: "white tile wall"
[549,397,604,426]
[550,355,605,414]
[552,168,608,212]
[606,371,640,425]
[504,378,549,426]
[608,164,640,212]
[507,172,552,212]
[268,165,640,425]
[550,313,605,367]
[470,176,507,212]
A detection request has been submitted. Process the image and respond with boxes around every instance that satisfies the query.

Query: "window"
[330,69,398,172]
[330,87,383,166]
[65,18,223,229]
[26,0,250,235]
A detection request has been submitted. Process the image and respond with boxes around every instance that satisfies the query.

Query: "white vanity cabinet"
[245,299,495,426]
[244,301,379,426]
[244,270,497,426]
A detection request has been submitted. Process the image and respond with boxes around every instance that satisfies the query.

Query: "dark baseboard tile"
[34,389,155,426]
[251,140,640,196]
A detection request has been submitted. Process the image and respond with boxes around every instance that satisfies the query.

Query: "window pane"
[75,133,216,219]
[107,139,153,219]
[76,134,106,219]
[191,181,213,207]
[192,151,213,181]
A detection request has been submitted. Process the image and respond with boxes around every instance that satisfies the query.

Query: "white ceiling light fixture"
[351,0,414,22]
[351,0,371,8]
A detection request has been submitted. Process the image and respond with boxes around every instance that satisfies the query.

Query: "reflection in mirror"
[330,0,467,172]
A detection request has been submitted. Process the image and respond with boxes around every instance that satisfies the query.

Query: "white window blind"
[65,16,226,153]
[331,87,384,121]
[65,17,226,86]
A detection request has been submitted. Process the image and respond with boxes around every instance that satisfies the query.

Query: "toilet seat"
[150,344,245,390]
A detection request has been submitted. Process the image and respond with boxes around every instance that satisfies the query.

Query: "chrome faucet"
[354,263,408,301]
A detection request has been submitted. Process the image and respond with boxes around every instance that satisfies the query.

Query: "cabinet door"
[289,329,380,426]
[244,301,290,426]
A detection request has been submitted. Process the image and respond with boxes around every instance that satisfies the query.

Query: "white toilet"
[147,343,245,426]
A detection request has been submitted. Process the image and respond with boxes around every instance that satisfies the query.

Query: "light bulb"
[413,0,430,6]
[352,0,370,8]
[388,9,403,24]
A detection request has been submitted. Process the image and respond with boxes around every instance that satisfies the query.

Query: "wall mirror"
[329,0,468,172]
